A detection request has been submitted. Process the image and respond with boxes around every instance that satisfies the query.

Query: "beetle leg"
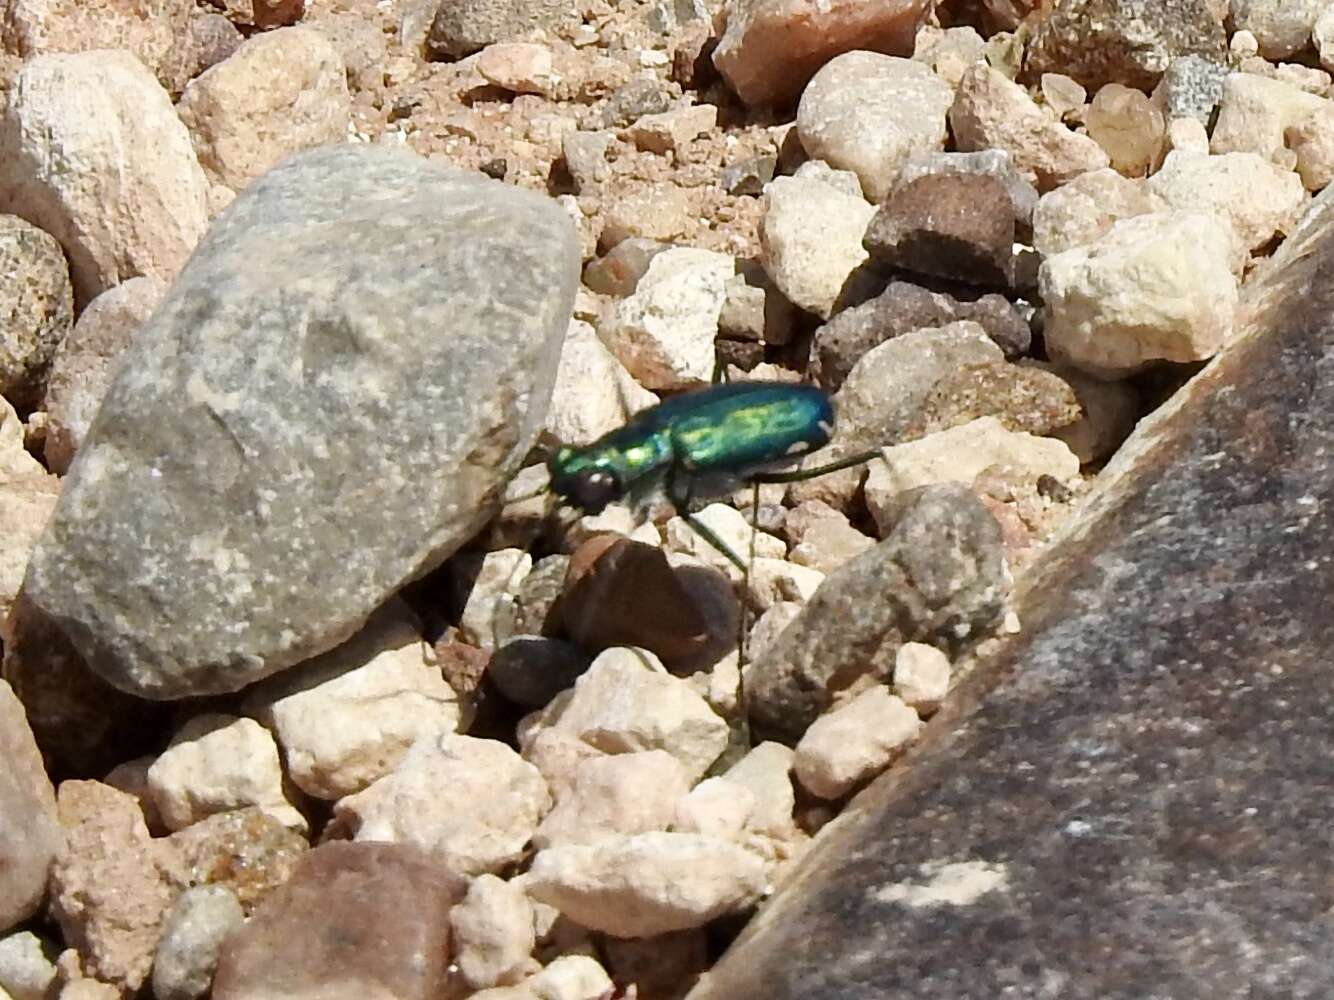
[748,447,885,484]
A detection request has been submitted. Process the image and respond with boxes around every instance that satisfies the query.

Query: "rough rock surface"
[211,842,464,1000]
[683,163,1334,1000]
[746,484,1008,742]
[20,143,578,700]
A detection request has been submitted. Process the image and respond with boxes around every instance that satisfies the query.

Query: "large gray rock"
[746,484,1007,742]
[687,186,1334,999]
[20,144,578,700]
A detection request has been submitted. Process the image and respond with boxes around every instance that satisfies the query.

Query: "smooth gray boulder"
[20,143,579,699]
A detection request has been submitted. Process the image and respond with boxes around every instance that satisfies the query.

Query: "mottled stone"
[20,144,577,700]
[0,681,61,932]
[163,807,308,914]
[0,215,72,410]
[1231,0,1325,60]
[712,0,932,107]
[1022,0,1226,92]
[1152,53,1228,124]
[811,280,1031,390]
[683,165,1334,1000]
[908,361,1082,440]
[747,484,1007,742]
[212,842,465,1000]
[894,149,1039,229]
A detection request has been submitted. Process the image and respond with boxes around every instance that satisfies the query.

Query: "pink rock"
[712,0,933,107]
[211,841,465,1000]
[0,679,62,932]
[48,781,179,994]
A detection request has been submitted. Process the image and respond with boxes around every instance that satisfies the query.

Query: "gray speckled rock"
[21,144,579,700]
[747,484,1007,742]
[151,886,244,1000]
[0,214,73,411]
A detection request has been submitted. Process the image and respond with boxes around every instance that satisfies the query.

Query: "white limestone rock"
[533,750,691,849]
[176,26,352,192]
[600,248,734,390]
[794,686,922,799]
[450,875,536,990]
[1209,72,1327,161]
[522,647,729,781]
[664,503,785,582]
[457,548,533,650]
[673,777,755,841]
[1039,210,1240,379]
[146,715,306,833]
[525,832,768,938]
[241,601,460,800]
[1031,167,1158,256]
[335,734,551,875]
[546,319,658,446]
[796,51,954,203]
[893,642,951,714]
[759,175,875,319]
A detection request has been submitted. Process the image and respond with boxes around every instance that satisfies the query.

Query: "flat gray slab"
[688,197,1334,997]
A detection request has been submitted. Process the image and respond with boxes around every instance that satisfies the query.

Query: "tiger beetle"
[546,381,880,572]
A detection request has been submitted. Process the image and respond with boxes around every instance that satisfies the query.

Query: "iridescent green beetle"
[547,381,877,571]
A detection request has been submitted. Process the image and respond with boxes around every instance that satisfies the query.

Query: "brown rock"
[810,280,1031,391]
[48,781,179,994]
[1023,0,1226,92]
[163,807,308,913]
[0,679,62,932]
[712,0,932,107]
[554,536,739,673]
[205,0,304,30]
[908,361,1082,440]
[863,173,1017,289]
[211,841,465,1000]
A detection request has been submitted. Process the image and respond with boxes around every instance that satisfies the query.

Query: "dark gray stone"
[599,78,673,130]
[20,144,579,700]
[688,193,1334,999]
[747,484,1007,743]
[0,214,73,411]
[1022,0,1226,92]
[488,635,591,708]
[811,280,1032,391]
[426,0,578,59]
[721,155,777,197]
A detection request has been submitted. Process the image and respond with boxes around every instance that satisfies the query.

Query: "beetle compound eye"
[573,469,619,514]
